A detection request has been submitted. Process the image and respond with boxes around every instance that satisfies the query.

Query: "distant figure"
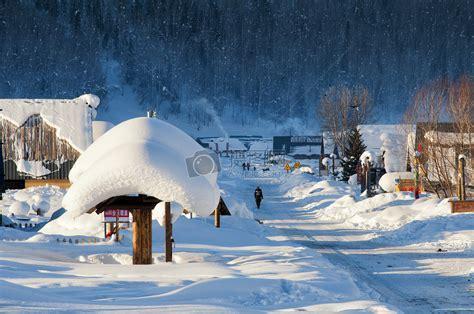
[254,186,263,209]
[253,166,256,171]
[246,162,250,171]
[242,162,246,171]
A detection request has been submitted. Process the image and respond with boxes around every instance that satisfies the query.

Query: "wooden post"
[413,156,420,199]
[165,202,172,262]
[331,155,335,176]
[215,205,220,228]
[458,157,466,201]
[132,209,152,264]
[365,161,371,197]
[115,211,119,242]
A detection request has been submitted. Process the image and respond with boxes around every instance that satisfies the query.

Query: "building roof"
[0,94,100,153]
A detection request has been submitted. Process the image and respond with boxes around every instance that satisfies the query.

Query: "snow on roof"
[0,94,100,152]
[63,117,220,217]
[290,145,321,156]
[424,131,474,145]
[249,141,268,151]
[358,124,406,151]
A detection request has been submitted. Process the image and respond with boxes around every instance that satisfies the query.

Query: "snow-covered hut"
[0,94,101,188]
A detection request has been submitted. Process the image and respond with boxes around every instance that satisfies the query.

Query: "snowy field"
[0,157,473,312]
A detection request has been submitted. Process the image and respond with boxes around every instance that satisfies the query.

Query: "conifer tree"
[341,128,366,182]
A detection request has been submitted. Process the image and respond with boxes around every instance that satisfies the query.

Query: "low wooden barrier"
[25,179,71,189]
[449,199,474,213]
[395,179,423,193]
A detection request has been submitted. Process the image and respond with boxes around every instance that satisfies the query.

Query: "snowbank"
[278,172,473,251]
[63,117,220,218]
[0,94,100,152]
[40,209,104,237]
[1,186,66,218]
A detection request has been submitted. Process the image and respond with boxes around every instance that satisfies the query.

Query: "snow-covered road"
[0,164,472,312]
[250,178,473,313]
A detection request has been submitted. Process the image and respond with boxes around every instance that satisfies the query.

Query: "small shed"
[62,117,221,264]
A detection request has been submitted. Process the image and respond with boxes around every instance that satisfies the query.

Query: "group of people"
[242,162,256,171]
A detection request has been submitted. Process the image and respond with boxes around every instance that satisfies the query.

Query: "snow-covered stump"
[132,209,153,265]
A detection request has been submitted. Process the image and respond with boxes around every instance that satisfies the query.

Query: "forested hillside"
[0,0,472,134]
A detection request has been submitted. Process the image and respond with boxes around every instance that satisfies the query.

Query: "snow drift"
[62,117,220,218]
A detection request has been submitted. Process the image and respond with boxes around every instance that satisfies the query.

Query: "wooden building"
[0,94,101,189]
[413,122,473,189]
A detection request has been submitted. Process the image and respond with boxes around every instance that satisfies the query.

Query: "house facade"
[0,94,101,189]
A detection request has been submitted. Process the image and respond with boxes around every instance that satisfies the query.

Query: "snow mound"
[360,150,375,165]
[379,172,414,192]
[297,166,314,174]
[2,186,66,218]
[63,117,220,218]
[0,94,100,152]
[8,201,30,216]
[40,210,104,237]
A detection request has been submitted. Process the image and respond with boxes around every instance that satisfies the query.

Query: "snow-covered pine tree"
[341,128,366,182]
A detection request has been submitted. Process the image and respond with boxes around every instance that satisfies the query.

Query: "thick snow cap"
[63,117,220,217]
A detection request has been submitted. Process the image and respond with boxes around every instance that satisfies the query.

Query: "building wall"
[1,115,80,180]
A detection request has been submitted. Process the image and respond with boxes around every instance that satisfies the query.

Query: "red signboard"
[104,209,130,222]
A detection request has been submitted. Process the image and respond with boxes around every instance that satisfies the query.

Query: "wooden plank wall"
[1,115,80,180]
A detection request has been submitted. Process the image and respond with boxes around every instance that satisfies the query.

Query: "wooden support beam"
[215,203,220,228]
[165,202,172,262]
[132,209,152,264]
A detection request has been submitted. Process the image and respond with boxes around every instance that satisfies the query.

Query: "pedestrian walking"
[254,186,263,209]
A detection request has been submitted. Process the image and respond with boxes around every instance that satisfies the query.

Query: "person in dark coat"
[246,162,250,171]
[242,162,246,171]
[254,186,263,209]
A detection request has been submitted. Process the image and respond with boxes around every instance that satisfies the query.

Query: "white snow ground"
[0,156,472,312]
